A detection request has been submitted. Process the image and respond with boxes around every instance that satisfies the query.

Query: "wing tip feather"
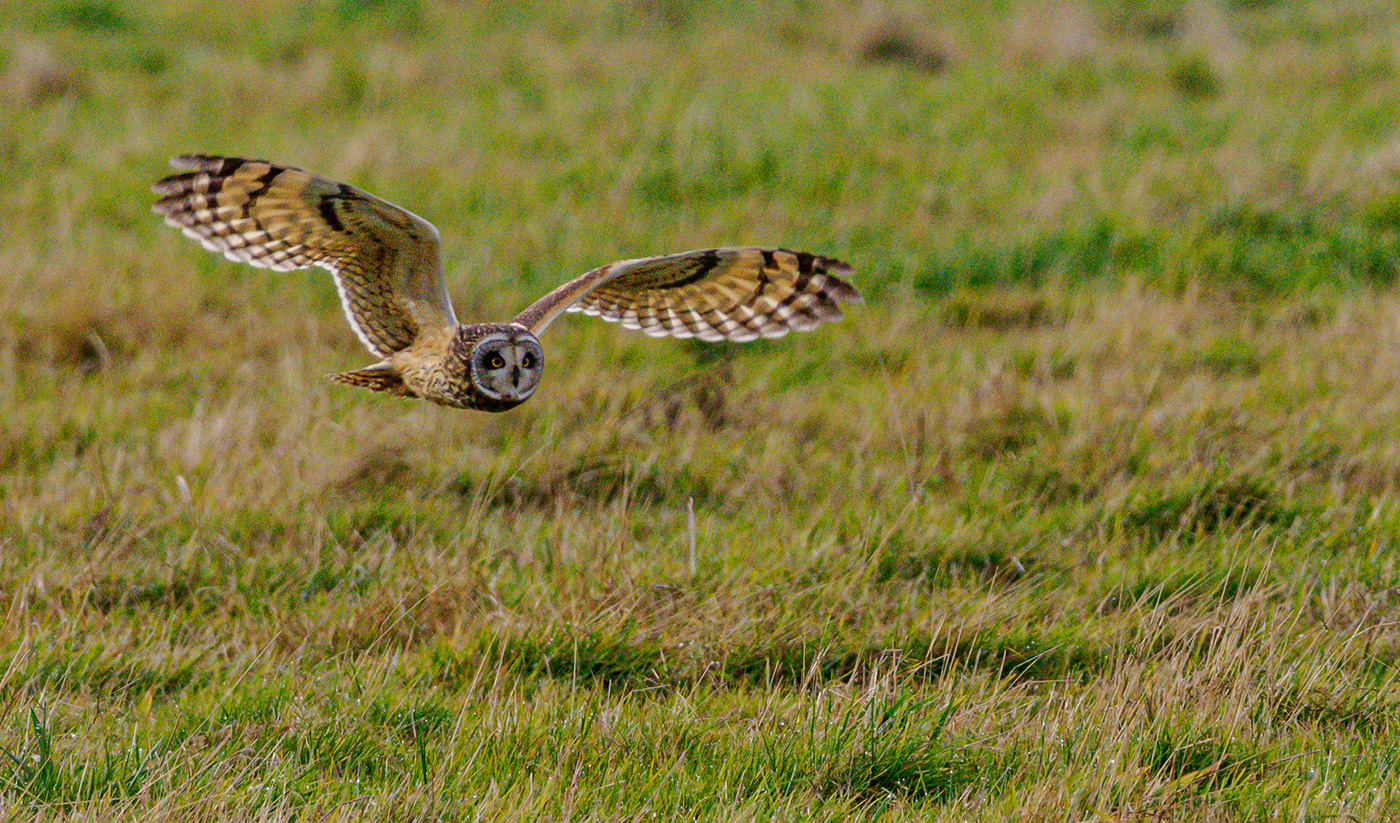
[826,277,863,306]
[168,153,234,171]
[812,255,862,305]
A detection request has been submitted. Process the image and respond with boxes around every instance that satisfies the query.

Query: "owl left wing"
[152,155,456,358]
[511,247,860,342]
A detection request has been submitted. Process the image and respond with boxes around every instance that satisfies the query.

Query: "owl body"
[394,323,542,411]
[327,322,541,412]
[153,155,860,413]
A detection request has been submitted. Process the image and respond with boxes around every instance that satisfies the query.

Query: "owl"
[152,155,861,412]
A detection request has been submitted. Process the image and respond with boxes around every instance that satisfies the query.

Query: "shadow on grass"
[1120,476,1297,540]
[747,693,1018,806]
[61,558,382,617]
[1142,725,1267,794]
[452,460,725,512]
[873,543,1053,588]
[434,626,1112,693]
[26,651,207,702]
[962,404,1064,460]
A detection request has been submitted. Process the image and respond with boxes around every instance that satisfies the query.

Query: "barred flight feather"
[152,155,454,358]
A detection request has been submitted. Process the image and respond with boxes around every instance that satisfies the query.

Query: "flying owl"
[152,155,861,412]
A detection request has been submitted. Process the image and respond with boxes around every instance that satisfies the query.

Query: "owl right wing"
[511,247,861,342]
[152,155,456,358]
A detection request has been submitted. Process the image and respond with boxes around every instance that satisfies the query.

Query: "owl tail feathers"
[329,363,412,397]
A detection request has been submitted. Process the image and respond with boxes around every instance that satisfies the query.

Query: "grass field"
[4,0,1400,818]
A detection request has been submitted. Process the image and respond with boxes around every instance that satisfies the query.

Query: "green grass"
[4,0,1400,818]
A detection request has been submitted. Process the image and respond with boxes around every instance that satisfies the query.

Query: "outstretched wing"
[511,247,860,342]
[152,155,456,357]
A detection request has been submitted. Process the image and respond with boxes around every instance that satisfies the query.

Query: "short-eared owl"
[152,155,861,412]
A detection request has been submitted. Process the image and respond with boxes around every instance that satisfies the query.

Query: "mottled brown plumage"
[153,154,861,412]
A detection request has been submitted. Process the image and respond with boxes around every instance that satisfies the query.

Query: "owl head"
[445,324,544,412]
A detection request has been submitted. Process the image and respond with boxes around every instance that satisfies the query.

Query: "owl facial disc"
[468,330,544,403]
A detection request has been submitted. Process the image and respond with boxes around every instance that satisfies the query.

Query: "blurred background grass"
[4,0,1400,819]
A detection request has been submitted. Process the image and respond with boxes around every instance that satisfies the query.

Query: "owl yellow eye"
[489,354,505,369]
[521,354,534,369]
